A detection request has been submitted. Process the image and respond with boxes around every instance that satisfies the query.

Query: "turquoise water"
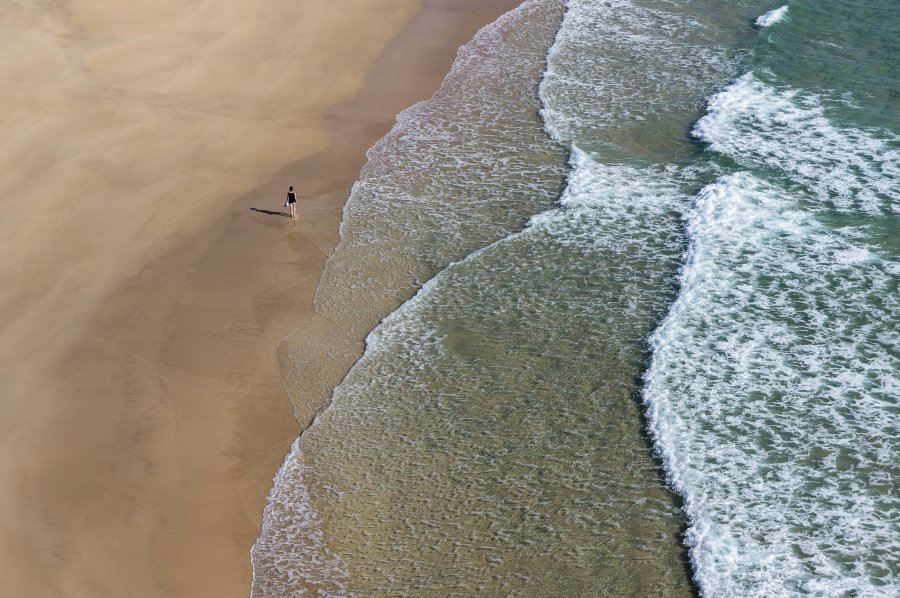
[645,1,898,594]
[253,1,898,595]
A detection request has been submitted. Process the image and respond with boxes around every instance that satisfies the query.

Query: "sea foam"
[755,5,789,28]
[694,73,899,215]
[646,60,899,597]
[644,171,899,596]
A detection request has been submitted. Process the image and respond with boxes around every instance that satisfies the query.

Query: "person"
[286,186,298,219]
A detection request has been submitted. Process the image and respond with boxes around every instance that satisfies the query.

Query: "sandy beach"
[0,1,521,595]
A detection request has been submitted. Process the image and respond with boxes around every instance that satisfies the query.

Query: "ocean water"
[643,1,899,594]
[253,0,898,596]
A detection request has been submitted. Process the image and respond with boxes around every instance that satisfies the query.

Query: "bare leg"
[290,204,296,219]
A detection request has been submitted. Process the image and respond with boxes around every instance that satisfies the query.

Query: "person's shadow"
[250,207,290,218]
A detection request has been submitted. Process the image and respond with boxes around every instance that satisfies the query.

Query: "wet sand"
[0,0,522,595]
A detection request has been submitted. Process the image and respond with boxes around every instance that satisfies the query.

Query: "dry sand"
[0,0,522,596]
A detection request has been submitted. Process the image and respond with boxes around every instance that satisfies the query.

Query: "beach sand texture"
[0,0,520,595]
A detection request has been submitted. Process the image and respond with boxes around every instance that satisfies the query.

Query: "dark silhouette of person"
[286,186,297,219]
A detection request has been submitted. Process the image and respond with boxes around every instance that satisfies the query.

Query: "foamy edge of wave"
[692,71,899,215]
[642,168,899,596]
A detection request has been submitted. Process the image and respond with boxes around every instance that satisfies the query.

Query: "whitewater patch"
[693,72,900,215]
[755,5,788,27]
[643,171,899,596]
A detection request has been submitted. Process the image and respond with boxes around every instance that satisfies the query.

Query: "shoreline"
[0,1,523,596]
[271,0,527,430]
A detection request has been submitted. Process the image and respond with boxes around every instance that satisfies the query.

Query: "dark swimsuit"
[287,191,297,204]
